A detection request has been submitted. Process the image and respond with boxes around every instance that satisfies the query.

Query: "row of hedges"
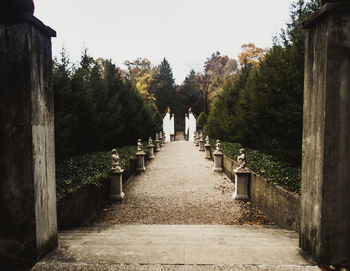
[210,139,301,194]
[56,144,148,199]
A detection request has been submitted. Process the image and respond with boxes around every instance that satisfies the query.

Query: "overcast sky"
[34,0,294,84]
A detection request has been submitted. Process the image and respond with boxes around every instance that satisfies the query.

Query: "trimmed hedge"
[56,144,149,198]
[210,139,301,194]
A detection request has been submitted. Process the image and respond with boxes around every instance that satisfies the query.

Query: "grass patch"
[210,139,301,194]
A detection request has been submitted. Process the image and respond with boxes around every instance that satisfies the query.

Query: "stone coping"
[303,2,350,28]
[0,12,56,37]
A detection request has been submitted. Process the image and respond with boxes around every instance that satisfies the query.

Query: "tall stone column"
[300,0,350,265]
[0,0,57,266]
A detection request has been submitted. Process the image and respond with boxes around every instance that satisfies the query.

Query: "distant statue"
[170,113,175,139]
[163,107,172,142]
[188,107,196,142]
[148,137,153,145]
[237,148,246,169]
[111,149,120,171]
[205,135,209,145]
[155,133,159,140]
[137,139,143,151]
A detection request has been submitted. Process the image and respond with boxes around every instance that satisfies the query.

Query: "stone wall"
[57,158,138,229]
[0,20,57,264]
[300,2,350,264]
[211,148,300,231]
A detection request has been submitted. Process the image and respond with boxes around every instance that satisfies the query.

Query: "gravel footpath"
[91,140,273,225]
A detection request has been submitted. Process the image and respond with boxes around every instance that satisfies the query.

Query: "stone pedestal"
[300,1,350,265]
[195,134,200,146]
[136,151,146,172]
[155,139,160,152]
[213,150,223,172]
[0,9,58,265]
[110,168,124,201]
[232,169,250,201]
[205,144,211,159]
[199,138,204,151]
[159,135,163,147]
[162,131,166,144]
[147,144,155,159]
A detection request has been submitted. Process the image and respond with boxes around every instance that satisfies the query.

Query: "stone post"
[213,140,223,172]
[136,139,146,172]
[199,134,204,151]
[162,130,166,144]
[147,137,155,159]
[0,1,58,265]
[159,131,164,147]
[204,136,211,159]
[232,149,249,201]
[154,133,161,152]
[195,132,200,146]
[110,149,124,201]
[300,1,350,265]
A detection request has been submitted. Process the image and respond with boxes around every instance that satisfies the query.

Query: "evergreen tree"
[206,0,320,165]
[150,58,176,114]
[53,49,158,159]
[177,69,203,117]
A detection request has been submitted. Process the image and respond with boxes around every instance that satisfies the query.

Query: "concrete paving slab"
[33,224,319,270]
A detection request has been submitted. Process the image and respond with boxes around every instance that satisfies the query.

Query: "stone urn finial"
[4,0,35,15]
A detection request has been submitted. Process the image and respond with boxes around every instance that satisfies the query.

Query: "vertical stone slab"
[0,5,57,265]
[301,1,350,265]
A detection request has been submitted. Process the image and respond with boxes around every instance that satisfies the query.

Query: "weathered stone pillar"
[300,0,350,265]
[159,132,164,147]
[195,132,200,146]
[213,140,223,172]
[136,139,146,172]
[154,133,161,152]
[162,130,166,144]
[199,134,204,151]
[110,149,124,201]
[0,0,57,266]
[204,136,211,159]
[233,170,250,201]
[147,137,155,159]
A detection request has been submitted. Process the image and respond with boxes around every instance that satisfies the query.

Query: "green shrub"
[210,139,301,193]
[56,145,138,198]
[196,112,208,130]
[153,110,163,131]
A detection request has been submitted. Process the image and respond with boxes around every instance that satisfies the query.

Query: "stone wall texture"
[301,3,350,265]
[211,148,300,232]
[57,159,138,230]
[0,22,57,263]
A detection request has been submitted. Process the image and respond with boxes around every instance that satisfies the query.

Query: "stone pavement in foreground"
[32,138,320,270]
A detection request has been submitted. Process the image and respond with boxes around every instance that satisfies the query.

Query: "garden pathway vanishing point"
[32,136,320,271]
